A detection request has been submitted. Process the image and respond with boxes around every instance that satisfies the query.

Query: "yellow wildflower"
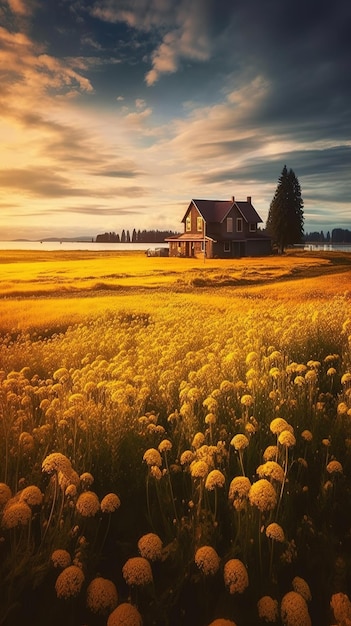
[138,533,163,561]
[195,546,220,575]
[122,556,153,586]
[55,565,85,599]
[223,558,248,594]
[107,603,143,626]
[86,577,118,614]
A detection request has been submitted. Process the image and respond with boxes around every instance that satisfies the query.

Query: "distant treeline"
[304,229,351,243]
[95,229,180,243]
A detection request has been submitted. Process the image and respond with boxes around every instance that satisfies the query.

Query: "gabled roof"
[183,199,263,224]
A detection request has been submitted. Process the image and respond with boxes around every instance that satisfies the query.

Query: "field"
[0,249,351,626]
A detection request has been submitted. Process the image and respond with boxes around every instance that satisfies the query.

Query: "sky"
[0,0,350,240]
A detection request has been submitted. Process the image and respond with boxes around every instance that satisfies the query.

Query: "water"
[303,243,351,252]
[0,241,167,252]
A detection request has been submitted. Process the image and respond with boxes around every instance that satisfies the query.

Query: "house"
[165,196,272,258]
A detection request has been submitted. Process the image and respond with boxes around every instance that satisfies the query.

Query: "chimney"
[247,196,252,204]
[231,196,235,202]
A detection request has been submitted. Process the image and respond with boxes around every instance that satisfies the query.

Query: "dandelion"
[190,460,209,479]
[337,402,348,415]
[122,556,153,586]
[270,418,290,435]
[278,430,296,448]
[51,549,72,569]
[257,595,279,622]
[263,446,278,461]
[107,603,143,626]
[257,461,284,484]
[205,469,225,491]
[205,412,216,424]
[249,479,277,512]
[150,465,162,480]
[228,476,251,510]
[241,394,253,406]
[76,491,100,517]
[158,439,172,453]
[292,576,311,602]
[192,432,205,449]
[0,483,12,507]
[195,546,220,575]
[223,558,249,594]
[143,448,162,467]
[86,577,118,614]
[330,592,351,624]
[55,565,85,599]
[230,434,249,450]
[1,501,32,529]
[326,460,343,474]
[101,493,121,513]
[80,472,94,488]
[19,485,43,507]
[180,450,195,465]
[280,590,311,626]
[42,452,72,475]
[341,372,351,384]
[138,533,163,561]
[266,523,285,543]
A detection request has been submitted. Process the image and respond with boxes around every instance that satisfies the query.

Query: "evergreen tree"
[266,165,304,253]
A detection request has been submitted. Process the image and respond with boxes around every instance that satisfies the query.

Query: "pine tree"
[266,165,304,253]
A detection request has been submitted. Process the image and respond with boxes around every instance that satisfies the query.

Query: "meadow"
[0,249,351,626]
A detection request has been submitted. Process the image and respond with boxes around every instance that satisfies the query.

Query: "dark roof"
[183,199,263,224]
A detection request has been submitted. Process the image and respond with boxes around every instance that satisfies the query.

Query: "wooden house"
[166,196,272,258]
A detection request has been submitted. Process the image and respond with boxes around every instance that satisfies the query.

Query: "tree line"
[304,229,351,243]
[95,229,179,243]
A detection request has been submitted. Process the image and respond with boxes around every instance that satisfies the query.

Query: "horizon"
[0,1,350,239]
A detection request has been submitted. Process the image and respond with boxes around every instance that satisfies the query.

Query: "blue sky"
[0,0,350,239]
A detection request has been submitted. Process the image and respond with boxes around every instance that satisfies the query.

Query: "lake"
[0,241,167,252]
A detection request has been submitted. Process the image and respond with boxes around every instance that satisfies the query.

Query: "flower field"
[0,250,351,626]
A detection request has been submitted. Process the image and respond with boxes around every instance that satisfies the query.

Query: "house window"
[249,223,256,232]
[197,216,203,232]
[226,217,233,232]
[186,216,191,231]
[224,242,231,252]
[236,217,243,232]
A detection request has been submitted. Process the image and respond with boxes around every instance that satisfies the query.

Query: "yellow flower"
[249,479,277,512]
[19,485,43,507]
[263,446,278,461]
[101,493,121,513]
[86,577,118,614]
[292,576,312,602]
[280,590,311,626]
[55,565,85,599]
[223,559,249,594]
[80,472,94,487]
[122,556,153,586]
[138,533,163,561]
[278,430,296,448]
[107,603,143,626]
[1,501,32,529]
[301,430,312,442]
[266,522,285,542]
[205,469,225,491]
[257,461,284,483]
[42,452,72,475]
[192,432,205,449]
[257,595,279,622]
[241,394,253,406]
[230,434,249,450]
[330,592,351,624]
[270,418,290,435]
[326,460,343,474]
[228,476,251,510]
[51,549,72,569]
[180,450,195,465]
[143,448,162,467]
[76,491,100,517]
[0,483,12,507]
[158,439,172,453]
[190,460,209,479]
[195,546,220,575]
[208,620,237,626]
